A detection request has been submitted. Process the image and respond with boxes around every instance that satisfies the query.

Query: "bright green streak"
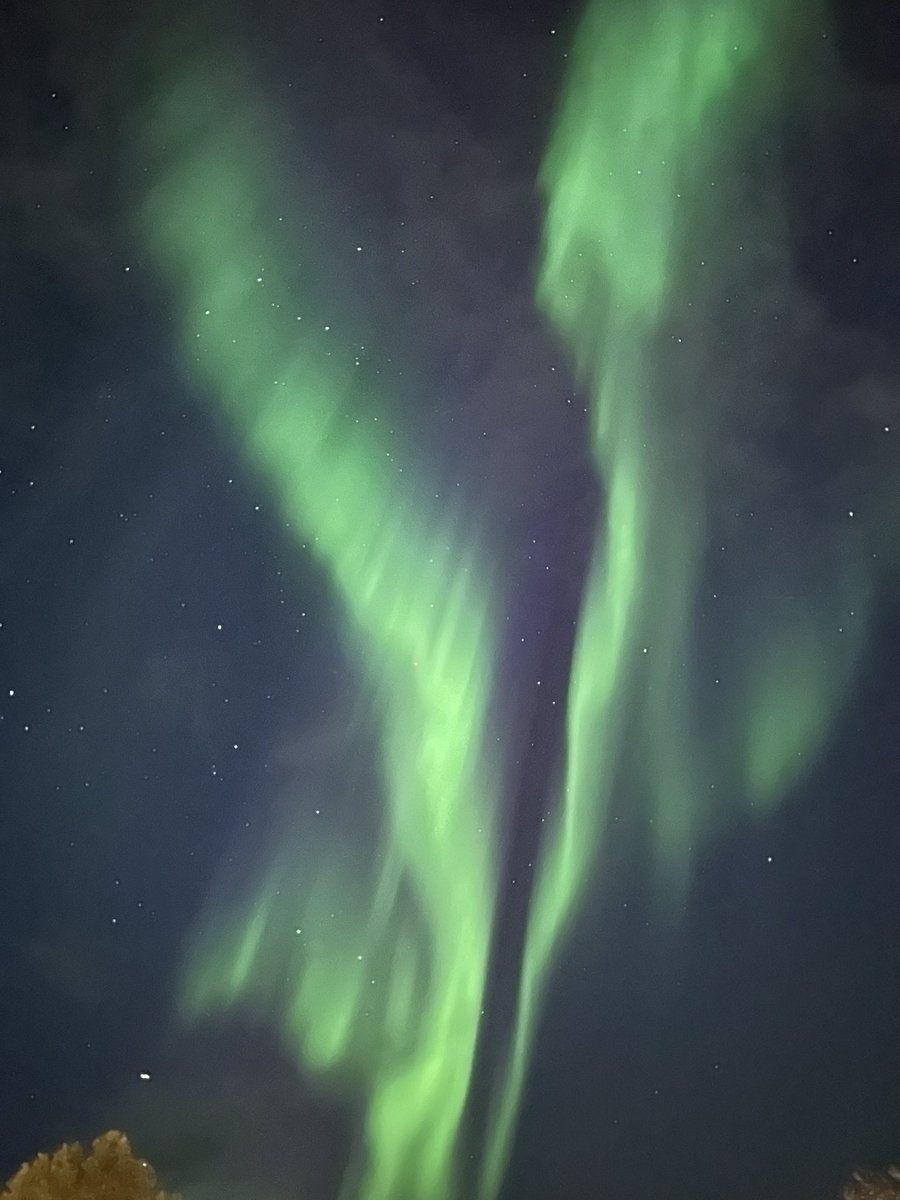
[479,2,869,1192]
[133,58,501,1200]
[535,0,763,941]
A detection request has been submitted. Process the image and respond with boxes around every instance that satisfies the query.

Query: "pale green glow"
[741,570,870,807]
[478,2,869,1192]
[134,57,500,1200]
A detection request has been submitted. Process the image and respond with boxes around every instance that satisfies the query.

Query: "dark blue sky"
[0,1,898,1198]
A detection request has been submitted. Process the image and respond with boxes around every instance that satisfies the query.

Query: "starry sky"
[0,1,899,1199]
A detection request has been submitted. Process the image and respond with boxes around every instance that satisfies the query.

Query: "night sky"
[1,1,899,1199]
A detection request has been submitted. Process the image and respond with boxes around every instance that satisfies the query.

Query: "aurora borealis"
[134,43,504,1200]
[122,1,887,1198]
[1,0,899,1197]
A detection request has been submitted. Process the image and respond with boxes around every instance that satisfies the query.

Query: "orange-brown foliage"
[2,1130,179,1200]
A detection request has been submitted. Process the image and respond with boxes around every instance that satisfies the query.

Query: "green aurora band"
[478,2,870,1193]
[135,51,503,1200]
[131,2,873,1199]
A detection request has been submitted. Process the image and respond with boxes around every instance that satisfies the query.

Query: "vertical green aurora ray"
[133,57,501,1200]
[479,2,869,1194]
